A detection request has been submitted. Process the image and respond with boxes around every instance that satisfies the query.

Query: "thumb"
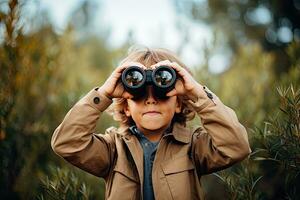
[166,89,177,97]
[122,91,134,99]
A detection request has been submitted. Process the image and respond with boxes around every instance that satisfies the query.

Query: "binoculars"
[121,66,177,99]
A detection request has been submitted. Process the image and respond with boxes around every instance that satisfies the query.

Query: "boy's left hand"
[150,60,203,102]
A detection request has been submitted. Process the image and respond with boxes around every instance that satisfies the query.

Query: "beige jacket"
[51,87,251,200]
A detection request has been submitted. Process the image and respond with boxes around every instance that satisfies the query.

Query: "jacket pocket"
[107,160,140,200]
[161,155,195,175]
[160,156,196,200]
[113,160,139,183]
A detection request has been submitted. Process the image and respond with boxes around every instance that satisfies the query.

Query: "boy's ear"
[124,104,131,117]
[175,97,182,113]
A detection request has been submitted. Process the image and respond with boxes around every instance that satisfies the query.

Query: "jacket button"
[93,97,100,104]
[204,90,213,99]
[207,92,213,99]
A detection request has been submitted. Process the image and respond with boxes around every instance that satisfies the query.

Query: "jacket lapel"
[117,128,144,189]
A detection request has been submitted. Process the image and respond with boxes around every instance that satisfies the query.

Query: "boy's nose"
[145,86,158,104]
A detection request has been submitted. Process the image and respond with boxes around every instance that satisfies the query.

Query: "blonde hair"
[106,45,196,129]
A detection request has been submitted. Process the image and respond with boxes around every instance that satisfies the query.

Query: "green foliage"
[0,0,116,199]
[217,84,300,199]
[200,40,300,199]
[38,167,93,200]
[254,85,299,198]
[261,85,300,168]
[173,0,299,49]
[218,43,276,126]
[174,0,299,81]
[214,160,263,200]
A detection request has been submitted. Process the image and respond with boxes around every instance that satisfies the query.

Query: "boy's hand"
[150,60,203,102]
[99,62,146,99]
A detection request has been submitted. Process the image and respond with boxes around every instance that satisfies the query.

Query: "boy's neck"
[136,124,172,142]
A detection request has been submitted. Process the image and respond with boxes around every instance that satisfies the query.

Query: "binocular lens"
[154,70,173,86]
[124,70,144,86]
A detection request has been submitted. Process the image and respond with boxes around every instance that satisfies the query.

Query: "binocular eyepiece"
[121,66,177,99]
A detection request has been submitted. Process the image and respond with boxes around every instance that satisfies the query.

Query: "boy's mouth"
[143,111,161,115]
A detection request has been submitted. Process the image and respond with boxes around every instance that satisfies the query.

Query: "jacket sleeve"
[189,86,251,175]
[51,87,116,178]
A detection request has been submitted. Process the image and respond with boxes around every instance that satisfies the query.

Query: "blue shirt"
[129,126,159,200]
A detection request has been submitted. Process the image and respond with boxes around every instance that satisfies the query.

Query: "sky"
[32,0,228,73]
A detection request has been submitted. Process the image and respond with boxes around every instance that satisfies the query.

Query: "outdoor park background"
[0,0,299,199]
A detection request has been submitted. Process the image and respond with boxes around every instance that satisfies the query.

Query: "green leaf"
[251,175,263,193]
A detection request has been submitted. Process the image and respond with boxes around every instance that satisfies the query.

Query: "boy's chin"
[143,126,161,131]
[141,124,166,131]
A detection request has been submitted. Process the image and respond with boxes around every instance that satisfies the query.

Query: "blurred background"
[0,0,299,199]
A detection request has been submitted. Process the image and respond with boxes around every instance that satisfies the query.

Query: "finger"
[111,62,144,82]
[124,61,146,69]
[132,62,147,70]
[169,62,190,78]
[150,60,172,69]
[166,89,178,97]
[152,61,190,81]
[174,79,188,95]
[175,78,184,89]
[115,62,144,74]
[128,62,146,69]
[108,73,123,88]
[123,91,134,99]
[160,60,172,64]
[114,80,124,90]
[115,63,129,73]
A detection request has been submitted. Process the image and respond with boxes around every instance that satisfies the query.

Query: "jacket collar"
[171,123,192,143]
[117,122,191,144]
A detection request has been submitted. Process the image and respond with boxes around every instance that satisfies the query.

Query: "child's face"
[124,85,181,133]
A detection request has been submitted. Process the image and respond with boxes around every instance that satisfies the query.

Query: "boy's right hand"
[98,62,145,99]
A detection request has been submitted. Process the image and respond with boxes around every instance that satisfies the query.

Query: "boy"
[51,47,251,199]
